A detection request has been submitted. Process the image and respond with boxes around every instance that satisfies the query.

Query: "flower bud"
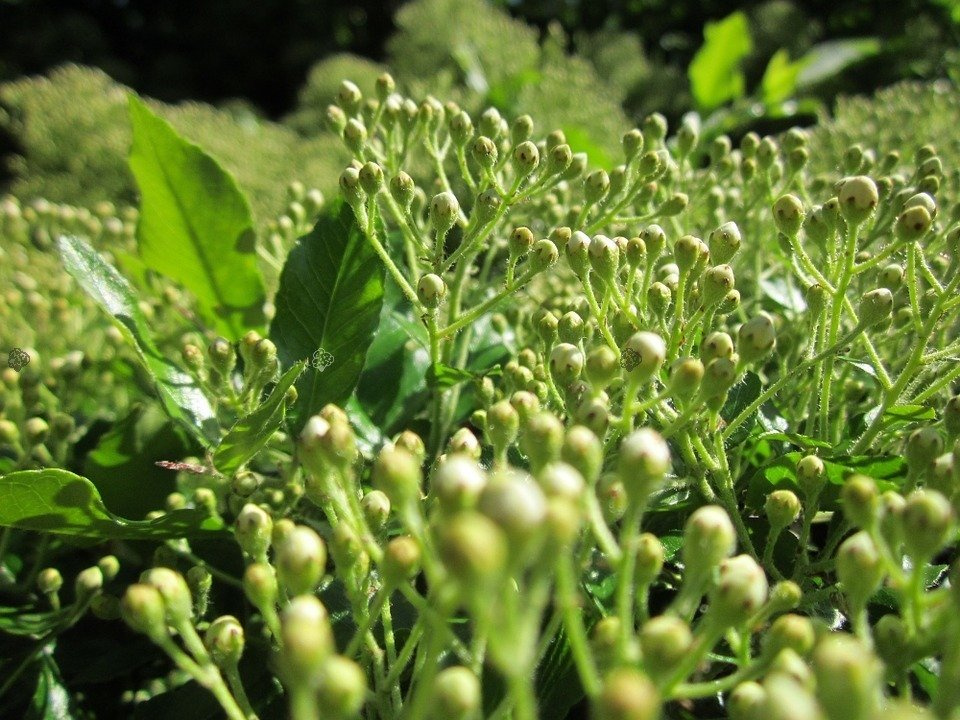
[521,412,564,472]
[700,331,734,365]
[486,399,520,455]
[280,595,333,683]
[586,346,619,391]
[585,169,611,204]
[382,536,421,586]
[472,135,498,170]
[372,445,422,507]
[683,506,736,581]
[702,264,736,307]
[236,503,273,560]
[643,113,668,143]
[729,681,767,720]
[836,531,883,609]
[673,234,702,273]
[738,313,776,364]
[562,425,603,484]
[594,668,660,720]
[141,567,191,626]
[796,455,825,500]
[361,490,391,531]
[531,238,559,270]
[764,614,815,658]
[243,562,278,612]
[448,427,481,459]
[765,490,801,532]
[773,195,805,237]
[417,273,447,310]
[906,426,944,474]
[205,615,244,667]
[550,343,584,384]
[617,428,670,503]
[658,193,688,217]
[859,288,893,326]
[547,143,574,175]
[430,192,460,236]
[437,512,507,587]
[512,141,540,176]
[710,555,768,626]
[640,615,692,677]
[623,128,644,162]
[837,176,879,224]
[431,666,480,720]
[432,455,487,511]
[478,469,547,547]
[813,635,881,720]
[589,234,620,283]
[621,332,666,383]
[901,489,954,560]
[38,568,63,595]
[358,161,384,195]
[640,225,666,259]
[337,80,362,112]
[343,118,367,154]
[708,222,742,263]
[761,673,820,720]
[120,583,169,641]
[841,474,878,529]
[701,358,737,401]
[276,526,327,596]
[325,104,347,134]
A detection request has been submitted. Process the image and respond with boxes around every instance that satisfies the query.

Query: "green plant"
[1,73,960,720]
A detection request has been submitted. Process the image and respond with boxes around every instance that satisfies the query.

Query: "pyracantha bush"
[1,75,960,720]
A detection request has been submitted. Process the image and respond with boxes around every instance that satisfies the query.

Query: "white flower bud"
[837,176,879,224]
[430,191,460,234]
[432,455,488,511]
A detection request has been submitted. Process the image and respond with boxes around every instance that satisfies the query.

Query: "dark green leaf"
[57,235,218,446]
[535,626,584,720]
[0,469,226,539]
[721,371,762,445]
[688,11,753,111]
[214,362,305,474]
[128,94,266,340]
[83,405,193,519]
[270,199,385,429]
[355,276,430,432]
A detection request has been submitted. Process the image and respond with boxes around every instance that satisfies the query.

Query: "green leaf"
[128,94,266,341]
[214,362,305,474]
[0,607,73,637]
[688,11,753,111]
[535,626,585,719]
[796,38,881,89]
[760,49,807,105]
[760,277,807,312]
[57,236,218,446]
[270,199,385,429]
[721,371,762,445]
[427,363,477,389]
[83,405,194,519]
[0,469,226,539]
[355,276,430,433]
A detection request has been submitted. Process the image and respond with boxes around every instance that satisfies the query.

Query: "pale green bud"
[550,343,585,383]
[841,474,879,529]
[765,490,801,531]
[372,445,423,506]
[478,469,547,544]
[358,161,384,195]
[472,135,498,169]
[859,288,893,326]
[142,567,192,626]
[773,195,805,237]
[640,615,692,677]
[561,425,603,484]
[702,264,736,307]
[431,666,480,720]
[521,412,564,472]
[236,503,273,560]
[683,505,736,578]
[280,595,333,683]
[430,192,460,234]
[737,313,776,364]
[243,562,278,611]
[361,490,391,531]
[836,531,883,609]
[276,526,327,596]
[710,554,768,626]
[813,635,881,720]
[205,615,244,667]
[437,512,507,587]
[382,536,421,586]
[120,583,169,642]
[594,668,661,720]
[621,332,666,382]
[901,489,954,560]
[417,273,447,310]
[728,681,767,720]
[708,221,742,263]
[512,141,540,175]
[837,176,879,224]
[617,428,671,503]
